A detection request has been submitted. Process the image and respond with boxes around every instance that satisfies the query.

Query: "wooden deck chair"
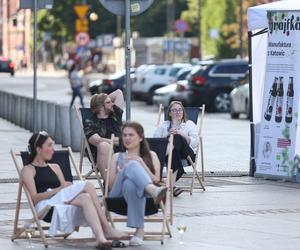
[147,137,174,225]
[75,107,105,193]
[103,135,174,245]
[156,104,206,194]
[11,147,86,248]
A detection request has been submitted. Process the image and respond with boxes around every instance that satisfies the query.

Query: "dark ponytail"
[27,132,50,165]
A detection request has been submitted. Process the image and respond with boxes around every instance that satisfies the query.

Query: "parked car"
[187,59,248,112]
[153,66,193,107]
[132,63,190,104]
[0,57,14,76]
[89,68,135,95]
[230,83,249,119]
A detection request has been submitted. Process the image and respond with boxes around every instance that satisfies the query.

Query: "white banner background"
[256,11,300,179]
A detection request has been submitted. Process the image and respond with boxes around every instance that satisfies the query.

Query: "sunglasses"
[170,108,183,113]
[33,131,49,148]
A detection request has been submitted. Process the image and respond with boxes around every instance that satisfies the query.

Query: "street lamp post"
[33,0,38,132]
[239,0,243,58]
[198,0,202,60]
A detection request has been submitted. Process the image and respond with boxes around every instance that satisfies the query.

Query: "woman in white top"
[154,101,199,196]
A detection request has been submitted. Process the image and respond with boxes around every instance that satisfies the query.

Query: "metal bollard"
[47,102,56,137]
[9,94,16,124]
[3,92,8,120]
[59,105,71,147]
[0,91,3,117]
[15,95,22,126]
[25,98,33,131]
[41,101,48,132]
[36,100,43,132]
[70,107,81,152]
[20,96,26,129]
[54,104,63,144]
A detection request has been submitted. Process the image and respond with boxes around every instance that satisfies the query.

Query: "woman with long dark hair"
[21,131,127,249]
[108,122,167,246]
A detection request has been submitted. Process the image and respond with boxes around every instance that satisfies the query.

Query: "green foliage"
[132,0,188,37]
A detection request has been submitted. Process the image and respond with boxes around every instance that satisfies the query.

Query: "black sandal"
[111,240,126,248]
[95,244,112,250]
[173,187,184,197]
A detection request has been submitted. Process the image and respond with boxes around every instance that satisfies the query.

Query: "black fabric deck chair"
[75,107,105,193]
[103,135,173,244]
[11,147,84,248]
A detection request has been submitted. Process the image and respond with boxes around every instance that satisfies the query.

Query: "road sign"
[99,0,154,16]
[74,5,89,19]
[76,32,90,47]
[75,19,89,33]
[175,19,189,34]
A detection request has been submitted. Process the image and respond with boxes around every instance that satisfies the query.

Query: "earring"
[27,144,31,154]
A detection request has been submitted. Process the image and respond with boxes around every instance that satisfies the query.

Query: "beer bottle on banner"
[285,76,294,123]
[275,77,284,123]
[264,77,278,121]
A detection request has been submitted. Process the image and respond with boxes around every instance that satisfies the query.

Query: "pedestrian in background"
[69,63,84,108]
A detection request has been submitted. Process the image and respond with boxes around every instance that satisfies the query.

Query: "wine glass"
[176,219,187,244]
[24,222,35,248]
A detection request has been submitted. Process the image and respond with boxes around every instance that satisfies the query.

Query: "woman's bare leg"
[70,192,111,245]
[83,182,129,240]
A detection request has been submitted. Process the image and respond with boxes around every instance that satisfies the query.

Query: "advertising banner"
[256,11,300,180]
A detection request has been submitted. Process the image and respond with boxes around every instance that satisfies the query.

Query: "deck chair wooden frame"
[156,104,206,194]
[11,147,84,248]
[75,107,105,193]
[103,134,174,245]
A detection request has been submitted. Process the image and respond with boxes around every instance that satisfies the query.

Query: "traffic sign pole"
[33,0,38,132]
[99,0,155,120]
[125,0,131,120]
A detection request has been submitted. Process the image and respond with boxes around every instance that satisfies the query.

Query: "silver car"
[230,83,249,119]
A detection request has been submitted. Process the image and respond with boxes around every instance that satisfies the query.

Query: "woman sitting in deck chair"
[154,101,199,197]
[108,122,168,246]
[22,131,128,249]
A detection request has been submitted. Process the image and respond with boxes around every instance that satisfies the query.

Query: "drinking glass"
[24,222,35,248]
[176,219,187,244]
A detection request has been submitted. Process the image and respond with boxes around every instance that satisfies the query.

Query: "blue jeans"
[70,86,84,108]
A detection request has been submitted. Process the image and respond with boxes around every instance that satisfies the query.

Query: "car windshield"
[169,67,182,77]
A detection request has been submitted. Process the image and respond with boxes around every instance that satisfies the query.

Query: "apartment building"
[0,0,31,68]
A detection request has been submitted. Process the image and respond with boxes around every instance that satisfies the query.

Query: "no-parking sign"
[76,32,90,47]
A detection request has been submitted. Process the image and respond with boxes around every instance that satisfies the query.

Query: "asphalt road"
[0,71,250,173]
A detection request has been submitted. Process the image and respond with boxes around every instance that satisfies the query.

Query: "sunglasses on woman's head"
[33,131,49,148]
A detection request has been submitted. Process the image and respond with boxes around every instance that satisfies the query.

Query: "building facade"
[0,0,31,68]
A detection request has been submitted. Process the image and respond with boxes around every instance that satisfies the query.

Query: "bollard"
[70,107,81,152]
[10,94,17,124]
[15,95,22,126]
[25,98,33,131]
[20,96,27,129]
[36,100,43,132]
[0,91,3,117]
[41,101,48,132]
[3,92,8,120]
[54,104,63,144]
[59,105,71,147]
[47,102,56,137]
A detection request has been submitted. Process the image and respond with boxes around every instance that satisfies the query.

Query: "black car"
[89,69,135,95]
[187,59,248,112]
[0,57,14,76]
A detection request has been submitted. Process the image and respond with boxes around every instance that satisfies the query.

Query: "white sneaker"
[152,186,168,204]
[129,236,144,246]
